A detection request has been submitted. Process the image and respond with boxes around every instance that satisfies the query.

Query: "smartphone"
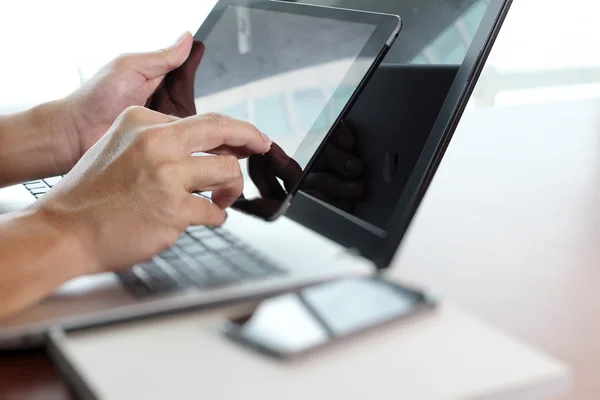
[222,277,435,359]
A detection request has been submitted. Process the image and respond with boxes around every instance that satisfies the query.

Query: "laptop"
[0,0,512,347]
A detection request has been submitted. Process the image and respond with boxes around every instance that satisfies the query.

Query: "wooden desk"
[0,350,70,400]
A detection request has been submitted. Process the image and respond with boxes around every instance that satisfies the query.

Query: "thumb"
[130,32,194,80]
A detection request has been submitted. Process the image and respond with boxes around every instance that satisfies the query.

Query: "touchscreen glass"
[148,3,394,219]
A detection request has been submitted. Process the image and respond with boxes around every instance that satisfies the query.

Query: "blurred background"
[2,0,599,113]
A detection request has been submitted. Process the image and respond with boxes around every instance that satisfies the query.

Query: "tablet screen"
[195,5,376,198]
[147,2,398,219]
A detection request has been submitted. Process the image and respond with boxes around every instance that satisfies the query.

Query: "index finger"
[264,142,302,191]
[171,113,272,155]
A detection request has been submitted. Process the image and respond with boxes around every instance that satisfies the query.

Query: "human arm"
[0,99,77,187]
[0,108,271,319]
[0,208,87,318]
[0,32,196,188]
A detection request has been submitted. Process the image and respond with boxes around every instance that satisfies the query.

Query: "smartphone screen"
[223,277,434,358]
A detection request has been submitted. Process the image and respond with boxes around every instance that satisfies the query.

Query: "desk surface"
[47,301,568,400]
[2,0,600,398]
[0,350,71,400]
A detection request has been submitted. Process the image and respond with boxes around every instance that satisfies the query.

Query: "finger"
[183,155,244,208]
[119,106,178,128]
[209,146,254,159]
[247,154,287,200]
[264,142,302,191]
[165,41,205,117]
[333,122,355,150]
[321,144,363,179]
[302,172,364,199]
[125,32,193,80]
[184,195,227,227]
[172,113,271,155]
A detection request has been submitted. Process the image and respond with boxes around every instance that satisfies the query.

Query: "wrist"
[27,204,99,277]
[28,98,81,174]
[0,207,93,317]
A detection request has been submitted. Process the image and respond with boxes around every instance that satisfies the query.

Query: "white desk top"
[51,299,569,400]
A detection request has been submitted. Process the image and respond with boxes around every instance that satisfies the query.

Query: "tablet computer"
[148,0,401,220]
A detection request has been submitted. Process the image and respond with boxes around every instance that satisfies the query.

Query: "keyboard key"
[194,253,228,269]
[188,228,216,240]
[149,278,182,292]
[188,225,211,233]
[220,251,272,277]
[141,263,170,278]
[180,242,207,255]
[196,267,238,287]
[138,263,184,293]
[175,234,196,247]
[26,184,47,191]
[158,249,179,260]
[200,235,231,251]
[44,176,62,186]
[24,180,43,186]
[172,261,211,283]
[30,188,49,195]
[117,270,152,297]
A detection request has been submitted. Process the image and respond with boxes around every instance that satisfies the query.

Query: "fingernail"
[261,131,272,146]
[174,31,189,45]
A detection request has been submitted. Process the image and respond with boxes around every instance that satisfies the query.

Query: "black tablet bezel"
[194,0,401,220]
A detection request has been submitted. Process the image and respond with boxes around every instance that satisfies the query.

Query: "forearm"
[0,100,78,187]
[0,208,86,319]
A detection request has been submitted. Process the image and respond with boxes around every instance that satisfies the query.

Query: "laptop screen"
[288,0,492,231]
[285,0,509,265]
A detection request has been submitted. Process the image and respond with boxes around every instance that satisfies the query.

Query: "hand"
[146,40,205,118]
[60,32,195,169]
[234,142,302,219]
[234,123,364,218]
[32,108,271,274]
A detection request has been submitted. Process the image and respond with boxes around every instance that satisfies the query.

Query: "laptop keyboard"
[22,177,286,296]
[23,177,63,198]
[119,226,285,296]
